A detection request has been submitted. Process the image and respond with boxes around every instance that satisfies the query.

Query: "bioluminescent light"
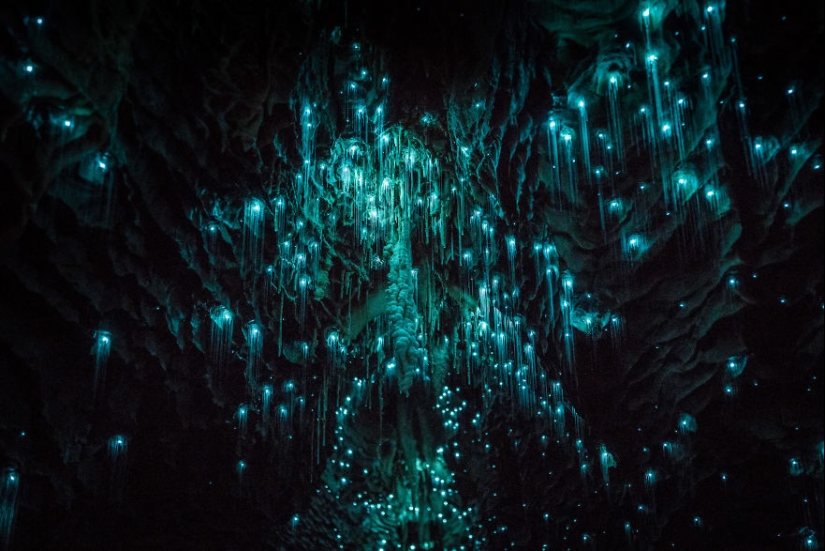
[1,469,19,550]
[241,198,265,275]
[244,321,263,391]
[209,306,234,388]
[107,435,128,503]
[678,413,697,434]
[92,330,111,402]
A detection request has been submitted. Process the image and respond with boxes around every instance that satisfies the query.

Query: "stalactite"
[386,215,420,395]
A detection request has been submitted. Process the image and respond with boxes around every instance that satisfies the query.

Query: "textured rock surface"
[0,0,822,549]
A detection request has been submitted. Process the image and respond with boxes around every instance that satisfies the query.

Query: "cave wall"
[0,0,823,549]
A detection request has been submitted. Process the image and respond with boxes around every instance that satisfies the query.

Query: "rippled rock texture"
[0,0,822,549]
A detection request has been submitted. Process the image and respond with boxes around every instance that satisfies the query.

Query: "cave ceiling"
[0,0,823,549]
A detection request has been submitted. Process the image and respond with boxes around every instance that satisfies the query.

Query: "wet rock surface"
[0,0,822,549]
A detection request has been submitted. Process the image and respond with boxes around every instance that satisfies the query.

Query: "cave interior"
[0,0,823,549]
